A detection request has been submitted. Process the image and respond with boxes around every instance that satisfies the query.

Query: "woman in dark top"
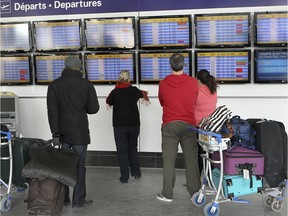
[106,70,149,183]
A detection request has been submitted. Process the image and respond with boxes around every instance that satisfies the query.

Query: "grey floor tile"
[1,167,287,216]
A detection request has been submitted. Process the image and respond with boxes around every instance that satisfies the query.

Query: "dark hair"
[196,69,218,94]
[170,53,184,72]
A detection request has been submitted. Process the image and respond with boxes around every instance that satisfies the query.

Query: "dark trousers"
[113,126,141,182]
[161,121,200,199]
[62,143,87,206]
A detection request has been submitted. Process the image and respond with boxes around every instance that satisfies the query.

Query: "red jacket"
[158,74,198,126]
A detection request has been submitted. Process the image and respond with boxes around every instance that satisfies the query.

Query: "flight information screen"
[255,12,288,46]
[85,17,135,49]
[254,49,287,83]
[34,54,79,84]
[195,50,251,83]
[33,20,82,51]
[1,55,32,85]
[195,13,250,47]
[139,52,191,83]
[0,22,30,52]
[85,53,135,84]
[139,15,191,49]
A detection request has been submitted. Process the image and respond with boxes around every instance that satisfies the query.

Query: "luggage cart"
[191,128,250,216]
[0,131,13,212]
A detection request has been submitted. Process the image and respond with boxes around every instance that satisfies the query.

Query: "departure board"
[0,55,32,85]
[85,17,135,49]
[255,12,288,47]
[139,15,191,49]
[34,54,80,84]
[195,13,250,48]
[254,49,287,83]
[139,51,191,83]
[33,20,82,51]
[85,53,135,84]
[0,22,31,52]
[195,50,251,83]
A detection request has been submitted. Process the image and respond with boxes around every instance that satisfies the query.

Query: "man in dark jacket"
[47,55,99,208]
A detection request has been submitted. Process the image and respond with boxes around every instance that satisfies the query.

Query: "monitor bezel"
[0,21,32,53]
[84,17,136,51]
[0,54,33,86]
[34,52,82,85]
[254,11,288,47]
[138,15,192,50]
[254,48,288,84]
[84,51,136,85]
[33,19,83,52]
[194,49,251,84]
[138,50,192,84]
[194,12,251,48]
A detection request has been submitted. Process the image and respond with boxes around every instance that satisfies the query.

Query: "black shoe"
[119,177,128,183]
[134,175,141,179]
[72,200,93,208]
[64,199,71,206]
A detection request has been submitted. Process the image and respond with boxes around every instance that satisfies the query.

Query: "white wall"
[1,6,287,152]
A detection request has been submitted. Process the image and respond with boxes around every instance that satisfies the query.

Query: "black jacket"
[47,69,99,145]
[106,86,143,127]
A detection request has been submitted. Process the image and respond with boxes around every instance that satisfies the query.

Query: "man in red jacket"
[156,53,200,202]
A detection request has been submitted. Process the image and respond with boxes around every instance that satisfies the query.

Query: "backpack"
[221,115,256,149]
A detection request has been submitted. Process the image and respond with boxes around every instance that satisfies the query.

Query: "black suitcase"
[247,119,287,188]
[0,138,50,188]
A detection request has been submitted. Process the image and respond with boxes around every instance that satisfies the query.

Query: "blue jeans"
[62,143,87,206]
[113,126,141,182]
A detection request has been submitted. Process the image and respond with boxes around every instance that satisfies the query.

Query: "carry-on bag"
[26,178,65,216]
[212,168,263,199]
[247,119,287,188]
[0,137,50,188]
[212,145,264,176]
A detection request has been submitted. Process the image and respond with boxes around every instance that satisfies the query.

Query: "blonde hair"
[118,70,130,82]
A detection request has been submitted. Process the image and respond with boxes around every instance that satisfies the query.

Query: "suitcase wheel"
[263,195,273,207]
[0,194,12,212]
[271,200,283,212]
[191,192,207,207]
[204,202,220,216]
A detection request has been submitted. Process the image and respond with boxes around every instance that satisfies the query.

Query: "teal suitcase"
[212,168,263,199]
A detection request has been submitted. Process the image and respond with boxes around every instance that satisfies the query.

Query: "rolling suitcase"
[26,178,65,216]
[212,146,264,176]
[212,168,263,199]
[247,119,287,188]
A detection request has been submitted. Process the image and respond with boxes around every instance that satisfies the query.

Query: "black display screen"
[195,50,251,83]
[0,22,31,52]
[139,15,192,49]
[254,49,287,83]
[33,19,82,51]
[1,55,32,85]
[85,52,136,84]
[195,13,250,48]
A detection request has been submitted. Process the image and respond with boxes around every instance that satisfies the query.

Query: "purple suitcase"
[212,146,264,175]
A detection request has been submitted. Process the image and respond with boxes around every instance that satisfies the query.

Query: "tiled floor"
[2,167,287,216]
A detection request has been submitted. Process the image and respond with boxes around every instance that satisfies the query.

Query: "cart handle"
[0,131,12,141]
[190,127,222,143]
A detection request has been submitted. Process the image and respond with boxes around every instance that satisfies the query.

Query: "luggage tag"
[243,169,250,180]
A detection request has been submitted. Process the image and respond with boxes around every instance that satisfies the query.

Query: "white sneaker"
[156,193,173,202]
